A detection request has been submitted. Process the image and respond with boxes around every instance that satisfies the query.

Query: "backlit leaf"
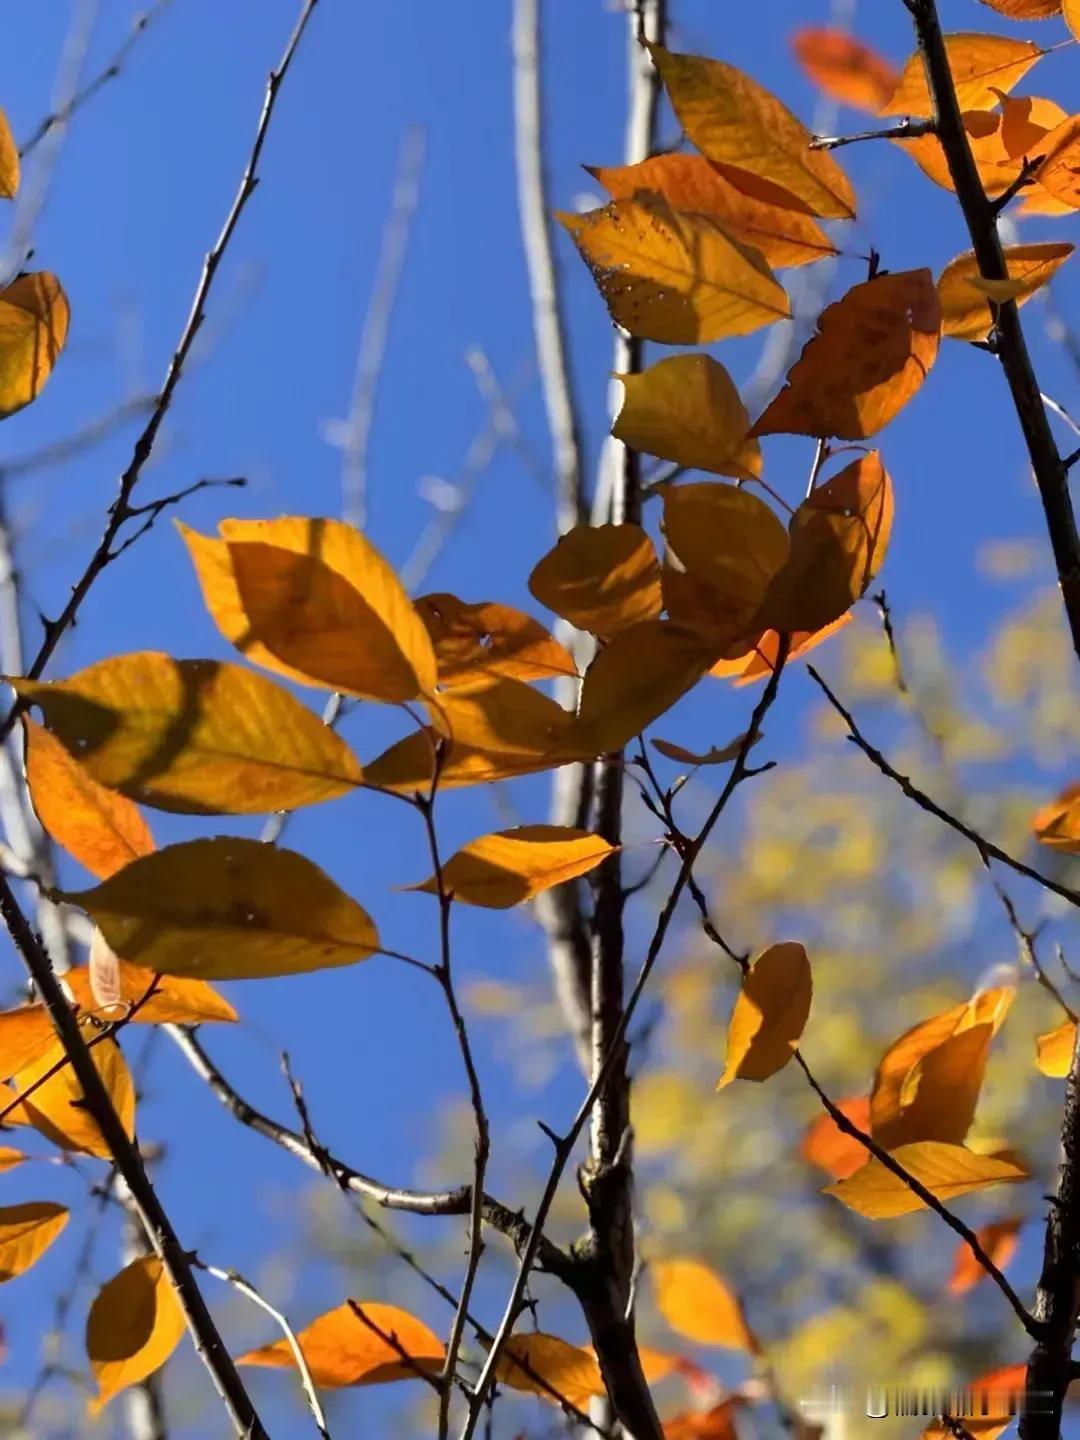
[1032,113,1080,207]
[11,654,364,816]
[717,941,812,1087]
[0,1202,67,1282]
[825,1142,1028,1219]
[1036,1019,1075,1077]
[237,1300,444,1387]
[800,1096,872,1180]
[59,838,379,981]
[559,196,790,345]
[1068,0,1080,38]
[979,0,1062,15]
[86,1256,185,1412]
[652,731,756,767]
[938,243,1073,340]
[0,1147,25,1172]
[750,270,941,441]
[896,109,1025,199]
[7,1036,135,1157]
[529,523,662,639]
[791,28,900,114]
[1032,780,1080,850]
[496,1333,604,1410]
[0,1004,58,1080]
[947,1217,1022,1295]
[882,34,1043,117]
[65,939,238,1025]
[414,594,576,687]
[23,717,155,879]
[652,1258,759,1352]
[649,45,857,219]
[709,616,852,684]
[613,355,760,481]
[664,1400,744,1440]
[663,482,789,627]
[409,825,614,908]
[588,154,837,269]
[0,274,69,418]
[0,110,17,199]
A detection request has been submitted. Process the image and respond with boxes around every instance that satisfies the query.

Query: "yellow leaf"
[1032,780,1080,850]
[23,717,155,880]
[1036,1019,1076,1077]
[651,731,756,767]
[651,1258,759,1352]
[613,355,760,481]
[0,274,69,418]
[409,825,614,908]
[11,654,363,816]
[750,270,941,441]
[180,518,437,702]
[825,1142,1028,1219]
[649,45,856,219]
[717,941,812,1087]
[896,109,1021,199]
[559,196,790,345]
[947,1216,1022,1295]
[65,940,238,1025]
[0,109,18,200]
[663,482,789,628]
[237,1300,444,1388]
[760,453,894,633]
[0,1147,25,1172]
[87,1256,185,1412]
[888,1024,995,1148]
[496,1333,604,1410]
[414,593,576,688]
[791,28,900,114]
[883,34,1043,117]
[1032,113,1080,208]
[59,838,380,981]
[529,523,662,639]
[7,1036,135,1157]
[587,154,837,270]
[800,1096,872,1180]
[938,243,1073,340]
[0,1201,68,1282]
[0,1003,58,1080]
[1068,0,1080,38]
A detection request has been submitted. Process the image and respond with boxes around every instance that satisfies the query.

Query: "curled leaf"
[0,274,69,418]
[409,826,614,908]
[938,243,1073,340]
[824,1142,1028,1219]
[791,28,900,114]
[1036,1019,1076,1077]
[717,942,812,1087]
[800,1096,873,1180]
[947,1217,1022,1295]
[87,1256,185,1412]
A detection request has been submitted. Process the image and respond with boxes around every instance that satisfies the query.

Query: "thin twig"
[810,117,934,150]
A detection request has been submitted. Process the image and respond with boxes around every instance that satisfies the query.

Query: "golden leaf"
[978,0,1063,14]
[938,243,1073,340]
[613,354,760,480]
[237,1300,444,1387]
[708,617,852,685]
[415,593,576,687]
[0,1147,25,1172]
[652,1258,760,1352]
[1032,779,1080,850]
[1036,1019,1076,1077]
[59,838,379,981]
[717,941,812,1087]
[559,196,790,344]
[86,1256,185,1412]
[750,270,941,441]
[0,1003,59,1080]
[409,825,614,908]
[883,34,1043,117]
[947,1217,1022,1295]
[496,1333,604,1410]
[529,523,662,639]
[1032,113,1080,208]
[65,941,238,1025]
[0,109,18,200]
[0,274,69,418]
[0,1202,68,1282]
[649,44,856,219]
[7,1036,135,1157]
[11,654,364,816]
[896,110,1019,199]
[800,1096,872,1180]
[663,482,789,627]
[825,1142,1028,1219]
[1067,0,1080,37]
[791,28,900,114]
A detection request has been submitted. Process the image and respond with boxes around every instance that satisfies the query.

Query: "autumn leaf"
[1036,1019,1075,1077]
[7,1035,135,1158]
[559,196,790,344]
[760,453,893,633]
[791,28,900,114]
[414,593,576,687]
[979,0,1063,15]
[529,523,662,639]
[0,274,69,418]
[496,1333,604,1410]
[1068,0,1080,38]
[612,355,760,481]
[800,1096,872,1180]
[883,34,1043,117]
[717,942,812,1087]
[649,44,856,219]
[0,1147,25,1172]
[662,482,789,629]
[59,838,380,981]
[938,243,1074,340]
[651,731,757,767]
[0,1202,68,1282]
[664,1400,745,1440]
[587,154,837,269]
[651,1258,759,1352]
[919,1364,1030,1440]
[947,1217,1022,1295]
[237,1300,444,1387]
[23,717,155,879]
[408,826,614,908]
[824,1142,1028,1219]
[1032,780,1080,850]
[896,108,1025,199]
[11,654,364,815]
[0,1003,59,1080]
[0,109,17,199]
[65,939,238,1025]
[709,617,852,685]
[86,1256,185,1412]
[1032,113,1080,208]
[751,270,941,441]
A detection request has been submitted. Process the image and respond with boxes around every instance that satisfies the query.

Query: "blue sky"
[1,0,1080,1435]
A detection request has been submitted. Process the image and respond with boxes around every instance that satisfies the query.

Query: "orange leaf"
[920,1362,1030,1440]
[663,482,789,628]
[896,110,1021,199]
[529,523,662,639]
[651,731,757,768]
[613,354,761,481]
[23,717,155,880]
[496,1333,604,1410]
[0,274,70,418]
[978,0,1063,14]
[800,1096,872,1180]
[1036,1019,1076,1077]
[825,1142,1028,1219]
[7,1035,135,1158]
[0,1004,58,1081]
[709,615,852,685]
[0,108,17,200]
[750,270,941,441]
[883,34,1043,117]
[652,1258,759,1352]
[408,826,614,908]
[0,1201,68,1282]
[1032,113,1080,208]
[414,594,576,688]
[559,196,790,344]
[938,243,1074,340]
[1032,780,1080,850]
[649,45,856,219]
[86,1256,185,1412]
[791,28,900,114]
[947,1217,1022,1295]
[64,943,238,1025]
[238,1300,444,1388]
[1068,0,1080,38]
[0,1147,25,1172]
[717,942,812,1088]
[587,154,837,270]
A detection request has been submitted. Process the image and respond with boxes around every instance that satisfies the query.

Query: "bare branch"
[810,117,934,150]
